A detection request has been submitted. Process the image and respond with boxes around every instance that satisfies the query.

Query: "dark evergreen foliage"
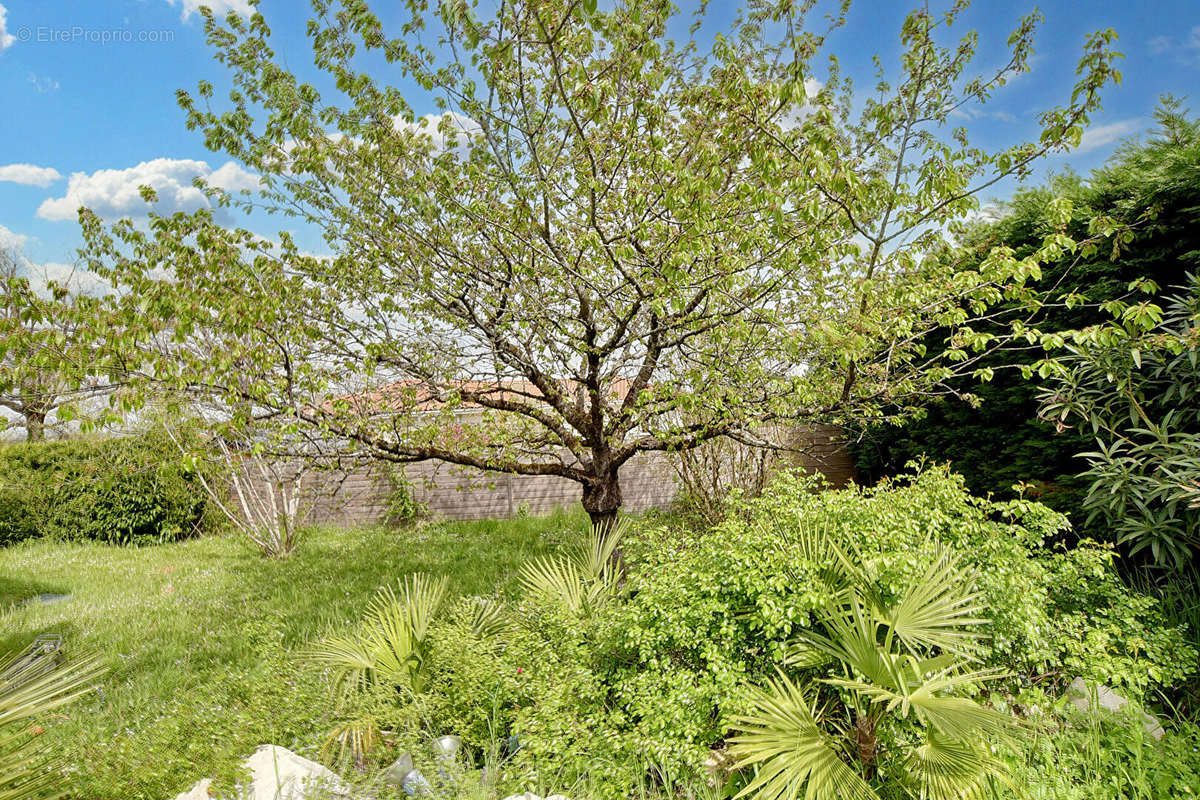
[854,101,1200,529]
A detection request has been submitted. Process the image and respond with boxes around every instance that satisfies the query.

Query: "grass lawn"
[0,512,584,800]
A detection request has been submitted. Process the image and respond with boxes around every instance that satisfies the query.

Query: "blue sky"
[1,0,1198,275]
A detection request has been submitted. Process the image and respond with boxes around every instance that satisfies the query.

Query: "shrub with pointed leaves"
[308,572,449,698]
[519,518,628,617]
[1041,275,1200,570]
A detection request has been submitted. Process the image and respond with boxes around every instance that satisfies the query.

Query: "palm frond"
[905,694,1015,742]
[0,652,102,729]
[519,518,628,615]
[802,591,914,694]
[390,572,449,644]
[761,538,1016,798]
[463,596,509,639]
[520,554,590,614]
[321,715,382,768]
[0,647,104,800]
[306,634,380,698]
[905,730,997,800]
[308,573,448,695]
[782,641,835,670]
[0,734,65,800]
[877,543,987,657]
[729,672,878,800]
[578,516,630,581]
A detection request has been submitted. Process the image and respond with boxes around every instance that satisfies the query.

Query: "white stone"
[242,745,350,799]
[172,778,214,800]
[1066,677,1165,740]
[168,745,350,800]
[502,794,542,800]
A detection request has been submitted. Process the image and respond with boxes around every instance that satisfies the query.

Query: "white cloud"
[1148,35,1173,56]
[166,0,251,20]
[37,158,261,221]
[0,223,29,251]
[948,106,1017,124]
[0,4,15,51]
[25,261,111,296]
[1145,27,1200,66]
[403,112,483,154]
[1073,118,1143,155]
[1,249,109,297]
[28,73,59,93]
[0,163,62,187]
[962,204,1005,227]
[776,79,824,130]
[209,160,263,192]
[272,112,482,173]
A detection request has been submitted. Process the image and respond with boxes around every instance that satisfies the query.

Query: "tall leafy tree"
[0,250,113,442]
[77,0,1120,525]
[854,101,1200,524]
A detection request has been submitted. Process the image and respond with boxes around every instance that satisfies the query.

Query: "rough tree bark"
[23,408,46,442]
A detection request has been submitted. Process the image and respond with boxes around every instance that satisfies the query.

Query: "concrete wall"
[299,424,855,525]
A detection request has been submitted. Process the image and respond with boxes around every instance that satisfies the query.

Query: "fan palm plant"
[730,537,1016,800]
[461,595,510,640]
[518,518,628,616]
[308,572,449,698]
[0,641,103,800]
[309,573,450,768]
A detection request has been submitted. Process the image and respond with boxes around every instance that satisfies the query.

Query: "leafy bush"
[606,468,1194,784]
[854,103,1200,529]
[383,467,425,527]
[0,428,211,546]
[335,469,1195,798]
[729,539,1015,800]
[668,433,780,525]
[997,694,1200,800]
[1041,276,1200,570]
[0,484,38,545]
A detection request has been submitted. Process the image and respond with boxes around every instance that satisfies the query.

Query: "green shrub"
[335,469,1198,798]
[0,483,39,545]
[1041,276,1200,570]
[382,465,425,527]
[605,468,1195,782]
[997,693,1200,800]
[854,103,1200,534]
[428,604,646,798]
[0,428,211,546]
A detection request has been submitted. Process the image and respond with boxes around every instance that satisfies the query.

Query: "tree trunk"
[581,468,623,532]
[24,409,45,442]
[854,714,878,777]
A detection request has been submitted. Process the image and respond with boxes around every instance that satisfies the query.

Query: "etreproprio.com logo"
[17,25,176,45]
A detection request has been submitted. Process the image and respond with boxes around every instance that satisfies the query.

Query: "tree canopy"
[75,0,1122,522]
[0,249,114,442]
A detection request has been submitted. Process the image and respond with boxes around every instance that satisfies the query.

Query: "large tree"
[77,0,1120,525]
[0,249,113,441]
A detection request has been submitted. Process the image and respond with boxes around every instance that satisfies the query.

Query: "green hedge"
[0,429,211,546]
